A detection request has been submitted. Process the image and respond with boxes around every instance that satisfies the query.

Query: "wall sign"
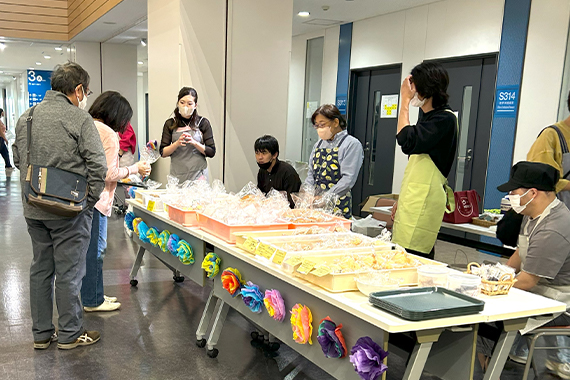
[336,94,347,114]
[28,70,52,107]
[380,94,398,118]
[494,85,519,118]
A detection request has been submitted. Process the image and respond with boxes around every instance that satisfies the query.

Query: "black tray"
[369,287,485,321]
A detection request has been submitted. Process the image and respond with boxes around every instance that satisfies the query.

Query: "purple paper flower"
[241,281,264,313]
[349,337,388,380]
[317,317,347,358]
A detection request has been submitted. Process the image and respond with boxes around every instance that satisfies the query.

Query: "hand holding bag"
[443,189,481,224]
[24,106,89,217]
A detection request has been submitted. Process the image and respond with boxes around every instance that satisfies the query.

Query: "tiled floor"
[0,166,558,379]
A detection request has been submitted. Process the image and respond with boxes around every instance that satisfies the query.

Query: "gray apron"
[170,118,208,183]
[519,198,570,313]
[538,126,570,209]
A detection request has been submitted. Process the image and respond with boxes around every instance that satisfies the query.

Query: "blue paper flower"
[241,281,264,313]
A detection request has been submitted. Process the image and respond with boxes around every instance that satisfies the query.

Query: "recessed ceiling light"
[138,61,144,65]
[0,71,3,74]
[55,46,63,51]
[298,11,310,17]
[44,55,51,59]
[103,21,117,25]
[140,38,147,47]
[67,48,71,52]
[0,42,5,50]
[28,67,35,70]
[36,62,42,65]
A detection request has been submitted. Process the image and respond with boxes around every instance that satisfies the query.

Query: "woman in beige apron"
[392,62,457,259]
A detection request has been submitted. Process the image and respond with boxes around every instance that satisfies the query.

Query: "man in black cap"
[498,161,570,375]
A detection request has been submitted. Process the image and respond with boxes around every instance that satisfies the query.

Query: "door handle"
[457,149,472,163]
[364,141,370,152]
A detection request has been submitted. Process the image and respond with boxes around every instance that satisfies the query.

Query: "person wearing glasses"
[305,104,364,218]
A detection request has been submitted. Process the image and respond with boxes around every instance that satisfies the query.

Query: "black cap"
[497,161,560,192]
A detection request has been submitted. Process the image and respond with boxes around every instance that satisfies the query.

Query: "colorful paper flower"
[147,227,160,247]
[177,240,194,265]
[241,282,264,313]
[132,217,143,235]
[317,317,348,359]
[221,268,243,297]
[290,304,313,345]
[137,221,150,243]
[128,187,136,198]
[264,289,286,322]
[167,234,180,256]
[158,230,171,252]
[349,337,388,380]
[201,252,221,278]
[124,212,136,231]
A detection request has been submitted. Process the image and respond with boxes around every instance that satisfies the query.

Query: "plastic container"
[134,189,166,212]
[355,273,401,296]
[197,213,290,244]
[417,265,449,287]
[166,204,199,227]
[447,273,481,297]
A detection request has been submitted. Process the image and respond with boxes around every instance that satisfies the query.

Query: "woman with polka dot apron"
[305,104,364,219]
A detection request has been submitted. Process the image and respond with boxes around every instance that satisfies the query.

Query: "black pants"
[406,246,435,260]
[0,139,12,168]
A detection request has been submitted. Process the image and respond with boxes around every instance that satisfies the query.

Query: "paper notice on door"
[380,95,399,118]
[306,101,319,118]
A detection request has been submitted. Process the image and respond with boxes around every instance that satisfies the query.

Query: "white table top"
[129,200,566,333]
[370,206,498,238]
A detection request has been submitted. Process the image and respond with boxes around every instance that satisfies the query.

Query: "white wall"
[513,0,570,163]
[73,42,102,110]
[286,26,340,162]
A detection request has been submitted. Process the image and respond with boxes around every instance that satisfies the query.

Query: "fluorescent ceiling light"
[44,55,51,59]
[55,46,63,51]
[36,62,42,65]
[141,38,147,47]
[138,61,144,65]
[0,42,5,50]
[298,11,310,17]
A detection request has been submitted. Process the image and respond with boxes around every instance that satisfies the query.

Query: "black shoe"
[33,332,58,350]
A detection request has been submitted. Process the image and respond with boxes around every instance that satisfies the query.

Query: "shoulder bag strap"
[538,125,569,154]
[26,106,37,166]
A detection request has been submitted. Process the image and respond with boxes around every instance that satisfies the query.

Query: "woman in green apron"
[392,62,457,259]
[305,104,364,219]
[159,87,216,183]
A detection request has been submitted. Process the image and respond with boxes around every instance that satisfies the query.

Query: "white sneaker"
[508,353,527,364]
[84,300,121,312]
[546,359,560,372]
[104,295,117,303]
[557,362,570,380]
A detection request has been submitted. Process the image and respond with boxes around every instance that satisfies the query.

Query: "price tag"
[296,260,316,275]
[242,237,259,254]
[255,243,276,260]
[284,255,303,267]
[147,200,156,212]
[310,265,331,277]
[272,249,287,265]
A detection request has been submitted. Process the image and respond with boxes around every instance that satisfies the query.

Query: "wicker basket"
[471,217,497,228]
[466,262,517,296]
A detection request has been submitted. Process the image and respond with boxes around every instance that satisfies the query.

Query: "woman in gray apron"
[159,87,216,182]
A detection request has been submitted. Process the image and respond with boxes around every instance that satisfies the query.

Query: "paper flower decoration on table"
[147,227,160,247]
[201,253,221,278]
[241,282,264,313]
[132,217,143,235]
[167,234,180,256]
[177,240,194,265]
[221,268,243,297]
[349,337,388,380]
[158,230,171,252]
[125,212,136,231]
[137,221,150,243]
[290,304,313,345]
[264,289,285,322]
[317,317,348,359]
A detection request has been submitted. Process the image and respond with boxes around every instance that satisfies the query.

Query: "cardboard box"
[359,194,399,229]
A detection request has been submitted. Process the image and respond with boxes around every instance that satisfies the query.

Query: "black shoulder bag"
[24,106,89,217]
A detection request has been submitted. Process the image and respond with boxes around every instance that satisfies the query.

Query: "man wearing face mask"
[255,135,301,208]
[496,161,570,376]
[12,62,107,350]
[391,62,458,260]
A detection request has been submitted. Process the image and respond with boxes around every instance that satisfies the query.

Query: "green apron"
[392,154,454,254]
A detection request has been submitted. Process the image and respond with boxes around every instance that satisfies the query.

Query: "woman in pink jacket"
[81,91,151,312]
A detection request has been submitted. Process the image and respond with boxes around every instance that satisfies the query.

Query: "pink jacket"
[94,120,138,216]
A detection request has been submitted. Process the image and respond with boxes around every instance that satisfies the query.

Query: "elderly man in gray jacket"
[12,62,107,350]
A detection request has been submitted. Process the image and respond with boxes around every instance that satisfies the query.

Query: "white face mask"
[510,189,534,214]
[179,105,195,118]
[410,93,426,108]
[77,90,87,110]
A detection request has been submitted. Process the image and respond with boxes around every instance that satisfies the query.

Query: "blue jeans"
[80,209,107,307]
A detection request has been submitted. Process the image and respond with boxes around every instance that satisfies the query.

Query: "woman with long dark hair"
[159,87,216,182]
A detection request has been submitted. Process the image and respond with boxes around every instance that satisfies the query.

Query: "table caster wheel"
[130,279,138,287]
[267,342,280,352]
[196,339,206,348]
[251,332,260,340]
[207,348,219,358]
[173,276,184,283]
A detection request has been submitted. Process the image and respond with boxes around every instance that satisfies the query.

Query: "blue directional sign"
[494,85,519,118]
[28,70,52,107]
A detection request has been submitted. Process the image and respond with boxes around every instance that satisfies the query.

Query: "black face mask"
[257,160,272,170]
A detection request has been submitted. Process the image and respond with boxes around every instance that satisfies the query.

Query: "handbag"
[23,106,89,217]
[443,189,481,224]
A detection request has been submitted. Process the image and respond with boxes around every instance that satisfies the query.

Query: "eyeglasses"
[85,89,93,97]
[313,121,330,129]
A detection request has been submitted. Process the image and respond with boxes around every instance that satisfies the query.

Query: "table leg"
[402,329,443,380]
[129,246,145,284]
[206,300,230,351]
[196,289,219,342]
[483,318,528,380]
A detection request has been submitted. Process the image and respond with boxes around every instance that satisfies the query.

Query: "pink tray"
[197,213,290,244]
[166,205,199,227]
